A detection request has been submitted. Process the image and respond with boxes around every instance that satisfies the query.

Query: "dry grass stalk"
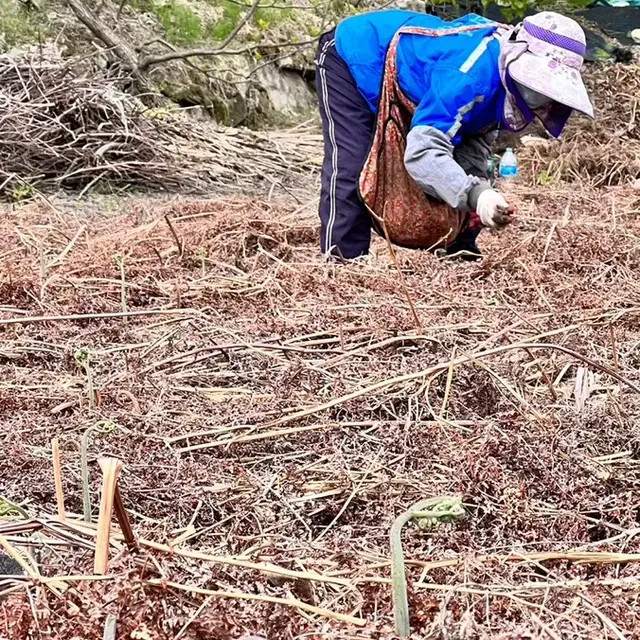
[113,487,136,551]
[175,422,371,452]
[381,217,423,333]
[94,457,123,575]
[51,438,66,522]
[404,549,640,573]
[0,309,194,326]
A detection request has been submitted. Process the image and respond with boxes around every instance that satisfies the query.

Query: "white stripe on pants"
[316,38,338,256]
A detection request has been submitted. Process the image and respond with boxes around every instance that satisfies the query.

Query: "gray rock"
[0,553,24,576]
[254,66,315,115]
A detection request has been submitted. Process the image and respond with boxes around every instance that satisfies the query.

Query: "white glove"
[476,189,511,229]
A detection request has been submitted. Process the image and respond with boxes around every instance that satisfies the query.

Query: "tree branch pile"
[0,51,321,197]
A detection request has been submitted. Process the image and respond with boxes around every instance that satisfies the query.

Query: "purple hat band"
[523,20,586,58]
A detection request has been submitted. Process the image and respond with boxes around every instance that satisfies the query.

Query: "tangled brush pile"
[0,50,319,197]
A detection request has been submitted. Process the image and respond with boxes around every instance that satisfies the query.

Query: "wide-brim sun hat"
[507,12,594,118]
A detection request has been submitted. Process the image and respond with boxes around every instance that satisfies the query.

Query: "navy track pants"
[314,31,483,260]
[315,31,375,259]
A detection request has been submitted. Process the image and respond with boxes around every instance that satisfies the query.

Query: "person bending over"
[315,10,593,259]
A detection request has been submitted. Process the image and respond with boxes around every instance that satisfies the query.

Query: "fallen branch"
[0,309,194,326]
[61,0,148,88]
[139,539,350,586]
[144,579,366,626]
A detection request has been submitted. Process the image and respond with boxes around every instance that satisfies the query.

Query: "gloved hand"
[476,190,512,229]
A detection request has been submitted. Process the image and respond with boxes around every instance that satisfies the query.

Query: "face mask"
[513,80,553,110]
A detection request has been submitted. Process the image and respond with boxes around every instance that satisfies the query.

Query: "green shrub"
[129,0,205,45]
[428,0,592,21]
[0,2,49,51]
[253,6,293,31]
[206,0,242,41]
[156,1,203,45]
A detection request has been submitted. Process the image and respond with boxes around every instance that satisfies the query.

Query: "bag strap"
[383,23,501,114]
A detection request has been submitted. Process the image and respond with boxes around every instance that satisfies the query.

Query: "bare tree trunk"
[61,0,152,91]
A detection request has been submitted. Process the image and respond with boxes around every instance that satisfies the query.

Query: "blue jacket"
[334,10,506,146]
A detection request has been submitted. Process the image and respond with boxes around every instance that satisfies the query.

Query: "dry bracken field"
[1,63,640,639]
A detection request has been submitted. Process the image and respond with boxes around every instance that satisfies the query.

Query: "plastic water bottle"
[499,148,518,179]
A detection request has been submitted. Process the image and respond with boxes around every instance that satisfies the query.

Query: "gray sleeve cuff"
[405,125,484,212]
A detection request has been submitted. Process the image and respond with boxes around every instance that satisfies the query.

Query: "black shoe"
[443,231,482,261]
